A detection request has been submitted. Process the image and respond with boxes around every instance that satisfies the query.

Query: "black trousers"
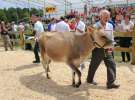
[34,41,40,61]
[121,52,130,62]
[87,48,116,86]
[119,37,131,62]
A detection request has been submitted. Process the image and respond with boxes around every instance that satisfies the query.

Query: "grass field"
[0,47,135,100]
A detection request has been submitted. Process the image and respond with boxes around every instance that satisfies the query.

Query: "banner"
[45,6,56,13]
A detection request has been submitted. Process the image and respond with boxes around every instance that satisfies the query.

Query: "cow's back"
[43,32,75,62]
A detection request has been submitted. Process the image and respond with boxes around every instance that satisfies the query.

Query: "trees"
[0,8,43,23]
[0,9,7,21]
[6,8,18,22]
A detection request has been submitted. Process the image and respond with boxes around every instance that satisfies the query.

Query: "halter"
[90,34,107,48]
[87,26,111,48]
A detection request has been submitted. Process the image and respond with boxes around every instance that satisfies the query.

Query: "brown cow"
[39,27,112,88]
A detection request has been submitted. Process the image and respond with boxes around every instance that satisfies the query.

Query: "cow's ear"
[87,26,94,33]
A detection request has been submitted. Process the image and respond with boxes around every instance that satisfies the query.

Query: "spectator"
[18,22,25,49]
[0,21,13,51]
[74,15,86,70]
[48,18,56,32]
[55,17,70,33]
[31,14,44,63]
[119,14,134,62]
[11,21,18,32]
[69,18,76,31]
[75,15,85,36]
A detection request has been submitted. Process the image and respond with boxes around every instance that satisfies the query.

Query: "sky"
[0,0,131,9]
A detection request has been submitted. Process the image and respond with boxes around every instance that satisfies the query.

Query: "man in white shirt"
[55,17,70,33]
[74,16,86,70]
[31,14,44,63]
[87,9,120,89]
[93,19,114,48]
[11,21,18,32]
[75,16,86,35]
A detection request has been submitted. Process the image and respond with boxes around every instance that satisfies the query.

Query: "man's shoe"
[107,84,120,89]
[33,60,40,63]
[87,81,98,85]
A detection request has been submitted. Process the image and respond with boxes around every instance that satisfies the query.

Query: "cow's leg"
[68,63,81,88]
[47,59,51,72]
[40,48,51,79]
[42,60,51,79]
[72,71,75,87]
[42,60,47,73]
[42,60,50,79]
[46,59,51,79]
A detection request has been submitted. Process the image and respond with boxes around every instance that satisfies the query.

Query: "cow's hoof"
[72,83,76,87]
[47,74,51,79]
[75,84,80,88]
[75,82,81,88]
[72,81,75,87]
[47,77,51,79]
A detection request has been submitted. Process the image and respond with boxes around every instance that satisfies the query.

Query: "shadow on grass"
[4,63,41,72]
[19,72,108,100]
[14,63,41,71]
[129,95,135,100]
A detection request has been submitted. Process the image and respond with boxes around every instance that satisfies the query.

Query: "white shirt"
[121,20,134,32]
[18,24,25,32]
[12,24,18,32]
[34,21,44,40]
[94,21,114,47]
[75,20,85,35]
[50,23,56,32]
[55,21,70,33]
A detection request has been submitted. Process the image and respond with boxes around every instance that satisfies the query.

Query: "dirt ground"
[0,47,135,100]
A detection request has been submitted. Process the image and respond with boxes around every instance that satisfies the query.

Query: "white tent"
[106,0,135,6]
[0,0,135,17]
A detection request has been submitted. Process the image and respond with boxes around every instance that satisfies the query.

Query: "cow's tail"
[39,33,46,60]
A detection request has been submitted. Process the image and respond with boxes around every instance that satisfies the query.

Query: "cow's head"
[87,26,113,48]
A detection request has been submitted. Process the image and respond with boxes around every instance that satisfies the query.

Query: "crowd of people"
[0,21,29,50]
[45,7,135,62]
[0,6,134,61]
[0,21,16,51]
[0,6,134,62]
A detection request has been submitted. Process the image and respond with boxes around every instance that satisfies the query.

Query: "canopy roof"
[1,0,135,8]
[0,0,135,16]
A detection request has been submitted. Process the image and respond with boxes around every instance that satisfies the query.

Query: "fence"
[10,30,34,49]
[114,30,135,65]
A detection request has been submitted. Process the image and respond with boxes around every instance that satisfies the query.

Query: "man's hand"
[33,30,36,35]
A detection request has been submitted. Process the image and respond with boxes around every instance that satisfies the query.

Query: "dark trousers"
[119,37,131,62]
[87,48,116,86]
[1,35,13,51]
[121,52,130,62]
[34,41,40,61]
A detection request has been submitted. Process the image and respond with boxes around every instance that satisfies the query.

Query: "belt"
[105,48,113,52]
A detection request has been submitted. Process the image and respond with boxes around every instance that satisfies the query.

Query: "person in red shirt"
[69,19,76,31]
